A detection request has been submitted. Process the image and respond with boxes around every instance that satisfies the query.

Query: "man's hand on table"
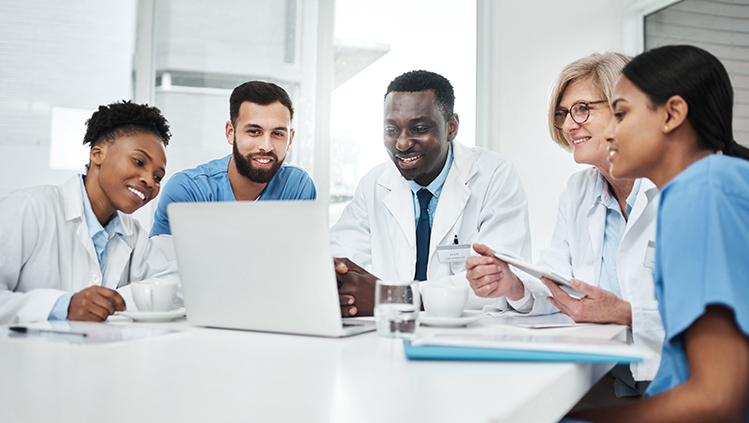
[68,286,126,321]
[334,257,377,317]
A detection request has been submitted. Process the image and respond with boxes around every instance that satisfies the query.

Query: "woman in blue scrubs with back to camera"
[567,44,749,422]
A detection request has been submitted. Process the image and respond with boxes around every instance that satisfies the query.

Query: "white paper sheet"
[7,321,177,345]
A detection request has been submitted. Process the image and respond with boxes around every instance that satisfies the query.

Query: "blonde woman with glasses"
[467,52,664,406]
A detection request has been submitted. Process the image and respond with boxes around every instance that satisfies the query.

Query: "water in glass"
[375,303,418,337]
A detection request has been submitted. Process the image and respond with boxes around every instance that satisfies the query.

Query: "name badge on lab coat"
[644,240,656,269]
[436,244,471,263]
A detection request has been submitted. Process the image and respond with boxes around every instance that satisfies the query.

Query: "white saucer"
[419,310,483,327]
[115,307,186,323]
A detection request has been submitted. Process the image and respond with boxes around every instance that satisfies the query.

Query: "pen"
[453,235,459,245]
[9,326,88,337]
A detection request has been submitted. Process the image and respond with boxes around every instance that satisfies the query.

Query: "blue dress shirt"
[594,175,641,299]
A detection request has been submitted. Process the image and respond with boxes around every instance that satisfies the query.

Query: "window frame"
[622,0,682,54]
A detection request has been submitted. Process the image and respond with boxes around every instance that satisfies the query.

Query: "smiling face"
[383,90,457,186]
[605,75,669,182]
[87,131,167,222]
[557,79,613,171]
[227,101,294,184]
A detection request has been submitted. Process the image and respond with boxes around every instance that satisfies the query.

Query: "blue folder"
[403,341,643,364]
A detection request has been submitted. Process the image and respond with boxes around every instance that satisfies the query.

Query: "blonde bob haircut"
[548,52,631,150]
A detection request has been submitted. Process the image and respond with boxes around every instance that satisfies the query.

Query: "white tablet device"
[494,253,585,298]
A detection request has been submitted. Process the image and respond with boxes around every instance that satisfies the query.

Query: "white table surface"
[0,314,625,423]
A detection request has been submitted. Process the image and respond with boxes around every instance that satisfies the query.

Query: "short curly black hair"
[83,100,171,148]
[385,70,455,121]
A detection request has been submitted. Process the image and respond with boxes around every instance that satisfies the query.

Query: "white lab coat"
[503,168,664,381]
[329,141,532,309]
[0,175,178,325]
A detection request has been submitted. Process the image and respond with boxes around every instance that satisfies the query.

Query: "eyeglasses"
[554,100,606,130]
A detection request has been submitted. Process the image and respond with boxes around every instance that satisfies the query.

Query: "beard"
[233,139,285,184]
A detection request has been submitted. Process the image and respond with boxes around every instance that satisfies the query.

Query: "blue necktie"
[415,189,433,281]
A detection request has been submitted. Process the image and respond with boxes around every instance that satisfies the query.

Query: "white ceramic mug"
[131,281,178,312]
[422,286,468,318]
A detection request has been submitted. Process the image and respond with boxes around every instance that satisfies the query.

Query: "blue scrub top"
[150,154,317,236]
[646,155,749,411]
[561,155,749,423]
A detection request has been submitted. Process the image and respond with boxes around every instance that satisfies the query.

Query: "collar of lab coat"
[377,141,477,249]
[621,177,659,243]
[627,178,659,223]
[62,175,101,275]
[585,172,660,285]
[62,175,138,288]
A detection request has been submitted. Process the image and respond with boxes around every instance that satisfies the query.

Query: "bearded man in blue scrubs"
[150,81,317,236]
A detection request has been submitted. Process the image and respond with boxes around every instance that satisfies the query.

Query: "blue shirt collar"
[407,142,453,195]
[79,175,124,241]
[593,171,641,216]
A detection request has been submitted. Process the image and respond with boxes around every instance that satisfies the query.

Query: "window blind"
[645,0,749,147]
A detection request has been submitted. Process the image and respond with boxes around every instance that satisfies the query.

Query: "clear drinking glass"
[374,280,420,338]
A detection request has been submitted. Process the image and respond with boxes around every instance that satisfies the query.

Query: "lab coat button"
[92,274,101,284]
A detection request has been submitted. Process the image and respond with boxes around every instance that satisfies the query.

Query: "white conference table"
[0,314,625,423]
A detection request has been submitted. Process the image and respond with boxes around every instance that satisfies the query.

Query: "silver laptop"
[168,200,375,337]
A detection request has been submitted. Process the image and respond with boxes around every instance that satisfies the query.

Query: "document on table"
[482,312,593,329]
[405,333,647,363]
[6,321,177,345]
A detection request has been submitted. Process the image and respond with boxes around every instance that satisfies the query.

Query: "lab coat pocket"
[449,259,466,275]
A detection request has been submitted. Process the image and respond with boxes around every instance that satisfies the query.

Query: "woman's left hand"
[540,277,632,326]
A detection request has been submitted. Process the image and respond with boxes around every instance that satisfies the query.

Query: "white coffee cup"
[131,281,178,312]
[422,286,469,318]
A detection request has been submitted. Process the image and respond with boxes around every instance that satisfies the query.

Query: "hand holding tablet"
[493,253,585,298]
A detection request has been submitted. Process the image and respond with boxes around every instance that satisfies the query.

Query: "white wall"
[1,0,664,249]
[477,0,634,261]
[0,0,137,196]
